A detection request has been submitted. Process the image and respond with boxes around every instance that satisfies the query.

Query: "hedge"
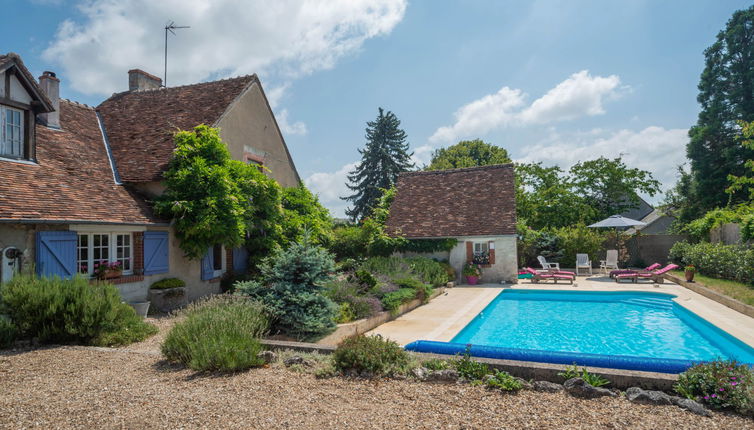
[669,241,754,285]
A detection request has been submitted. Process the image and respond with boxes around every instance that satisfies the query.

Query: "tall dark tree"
[342,108,414,221]
[684,5,754,219]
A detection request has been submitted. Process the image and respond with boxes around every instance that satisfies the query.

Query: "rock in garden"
[284,355,313,367]
[533,381,565,392]
[425,369,460,384]
[257,350,277,364]
[564,378,617,399]
[625,387,673,405]
[671,397,711,417]
[514,377,533,390]
[411,367,429,381]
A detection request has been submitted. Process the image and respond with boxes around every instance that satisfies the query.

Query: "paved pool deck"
[367,275,754,349]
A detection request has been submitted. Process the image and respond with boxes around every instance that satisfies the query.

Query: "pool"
[406,290,754,373]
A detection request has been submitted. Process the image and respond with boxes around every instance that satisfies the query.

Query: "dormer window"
[0,105,24,158]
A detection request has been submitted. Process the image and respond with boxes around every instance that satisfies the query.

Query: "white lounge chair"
[575,253,592,275]
[600,250,619,274]
[537,255,560,272]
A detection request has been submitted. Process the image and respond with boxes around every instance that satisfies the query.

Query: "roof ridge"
[104,74,258,99]
[400,163,514,176]
[61,98,94,110]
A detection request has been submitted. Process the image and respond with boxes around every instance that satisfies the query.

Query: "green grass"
[673,270,754,306]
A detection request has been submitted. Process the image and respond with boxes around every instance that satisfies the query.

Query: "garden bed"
[317,287,446,345]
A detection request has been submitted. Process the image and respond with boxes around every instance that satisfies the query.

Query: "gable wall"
[216,82,300,188]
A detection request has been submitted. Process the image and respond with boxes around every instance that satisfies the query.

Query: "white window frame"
[0,105,24,159]
[76,232,134,277]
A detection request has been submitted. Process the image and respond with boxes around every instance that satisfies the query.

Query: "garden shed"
[385,164,518,284]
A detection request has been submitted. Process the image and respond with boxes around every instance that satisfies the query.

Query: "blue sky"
[4,0,752,216]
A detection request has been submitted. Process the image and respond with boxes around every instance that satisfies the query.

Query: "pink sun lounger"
[524,267,576,284]
[614,264,679,283]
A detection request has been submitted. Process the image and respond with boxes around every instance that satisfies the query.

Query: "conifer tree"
[342,108,414,221]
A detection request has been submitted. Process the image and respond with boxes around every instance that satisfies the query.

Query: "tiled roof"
[96,75,257,182]
[385,164,517,238]
[0,100,162,224]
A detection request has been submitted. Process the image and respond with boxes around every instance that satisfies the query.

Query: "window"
[472,242,490,265]
[76,232,133,276]
[212,244,223,271]
[0,105,24,158]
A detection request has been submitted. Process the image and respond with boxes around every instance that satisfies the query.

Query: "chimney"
[38,71,60,129]
[128,69,162,91]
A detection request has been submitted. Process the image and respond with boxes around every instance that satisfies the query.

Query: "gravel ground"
[1,325,752,429]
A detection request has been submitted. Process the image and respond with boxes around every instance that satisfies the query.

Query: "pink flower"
[731,382,738,386]
[711,394,717,398]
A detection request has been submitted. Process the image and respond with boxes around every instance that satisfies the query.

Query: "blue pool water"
[451,290,754,364]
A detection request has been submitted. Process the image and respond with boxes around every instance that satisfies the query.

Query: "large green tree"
[569,156,661,221]
[425,139,511,171]
[516,163,595,229]
[281,183,333,248]
[342,108,414,221]
[154,125,282,259]
[684,5,754,218]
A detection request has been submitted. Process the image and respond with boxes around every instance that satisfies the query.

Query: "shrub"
[0,274,156,346]
[675,360,753,413]
[485,370,524,392]
[669,241,754,285]
[405,257,449,287]
[360,256,411,278]
[454,347,492,381]
[331,226,367,260]
[558,364,610,387]
[332,335,410,377]
[380,288,417,314]
[335,302,356,324]
[0,317,17,348]
[150,278,186,290]
[350,269,378,292]
[162,295,268,372]
[393,277,432,302]
[235,234,338,340]
[552,224,605,268]
[439,261,456,282]
[324,279,383,321]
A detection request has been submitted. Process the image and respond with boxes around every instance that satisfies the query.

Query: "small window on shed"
[212,244,223,271]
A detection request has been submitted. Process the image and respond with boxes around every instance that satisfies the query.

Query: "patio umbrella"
[588,215,646,229]
[588,215,647,259]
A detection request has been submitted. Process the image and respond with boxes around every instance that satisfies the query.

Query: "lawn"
[673,270,754,307]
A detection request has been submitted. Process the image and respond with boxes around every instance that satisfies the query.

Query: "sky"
[3,0,753,217]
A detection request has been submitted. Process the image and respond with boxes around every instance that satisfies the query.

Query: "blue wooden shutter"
[143,231,169,275]
[232,247,248,274]
[36,231,77,279]
[200,246,213,280]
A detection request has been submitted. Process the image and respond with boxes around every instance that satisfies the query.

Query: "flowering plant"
[684,265,696,273]
[675,360,753,412]
[462,263,481,277]
[94,261,122,280]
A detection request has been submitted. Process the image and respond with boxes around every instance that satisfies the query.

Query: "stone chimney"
[128,69,162,91]
[38,71,60,129]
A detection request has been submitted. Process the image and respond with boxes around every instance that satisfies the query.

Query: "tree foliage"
[281,183,333,248]
[343,108,414,221]
[425,139,511,171]
[726,121,754,201]
[154,125,283,259]
[683,6,754,218]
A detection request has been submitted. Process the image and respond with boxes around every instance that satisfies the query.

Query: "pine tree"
[684,5,754,219]
[343,108,414,221]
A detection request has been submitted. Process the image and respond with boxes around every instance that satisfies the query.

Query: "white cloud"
[516,126,689,195]
[429,70,624,143]
[305,162,358,218]
[429,87,525,143]
[411,144,435,168]
[42,0,407,96]
[276,108,308,136]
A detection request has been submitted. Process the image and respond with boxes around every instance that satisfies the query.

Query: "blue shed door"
[143,231,169,275]
[36,231,77,279]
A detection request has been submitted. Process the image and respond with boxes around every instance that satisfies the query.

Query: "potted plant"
[148,278,188,313]
[684,265,696,282]
[94,261,122,280]
[462,263,482,285]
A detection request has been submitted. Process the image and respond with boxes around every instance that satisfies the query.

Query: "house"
[385,164,518,284]
[0,53,300,302]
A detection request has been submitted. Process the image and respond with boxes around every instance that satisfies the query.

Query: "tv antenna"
[164,21,190,87]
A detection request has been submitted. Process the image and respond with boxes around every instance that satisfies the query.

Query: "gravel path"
[1,345,752,429]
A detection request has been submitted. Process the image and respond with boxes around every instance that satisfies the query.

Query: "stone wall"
[450,235,518,284]
[710,223,742,245]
